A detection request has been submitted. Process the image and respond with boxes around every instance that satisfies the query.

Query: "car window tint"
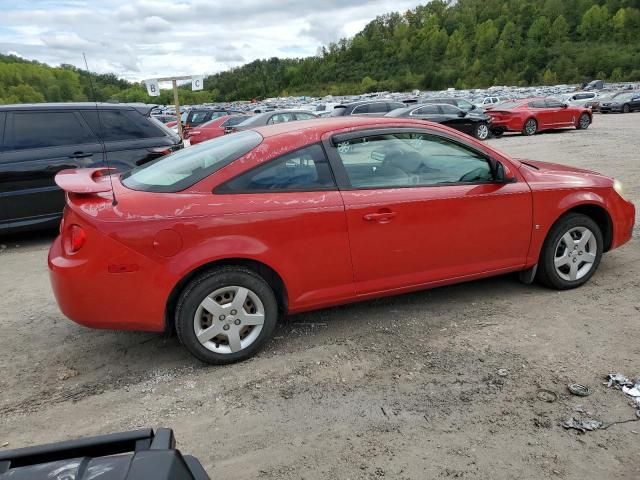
[267,113,296,124]
[295,113,316,120]
[440,105,461,115]
[528,100,547,108]
[82,110,162,141]
[368,103,388,114]
[190,112,209,123]
[335,132,492,189]
[9,111,96,150]
[223,116,248,127]
[121,130,262,192]
[351,104,369,115]
[209,112,227,120]
[217,143,335,193]
[411,105,439,115]
[545,99,564,108]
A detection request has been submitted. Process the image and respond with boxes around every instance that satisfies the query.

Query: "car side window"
[334,132,493,189]
[216,143,335,193]
[82,110,163,141]
[458,100,473,110]
[440,105,461,115]
[295,113,316,120]
[267,113,295,124]
[411,105,439,116]
[545,99,564,108]
[528,100,547,108]
[222,116,247,127]
[368,103,388,114]
[8,111,97,150]
[351,104,369,115]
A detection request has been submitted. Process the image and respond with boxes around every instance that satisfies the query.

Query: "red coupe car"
[487,98,592,136]
[48,117,635,364]
[188,115,249,145]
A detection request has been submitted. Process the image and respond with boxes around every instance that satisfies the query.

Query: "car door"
[544,98,573,126]
[325,129,532,295]
[0,110,104,228]
[631,94,640,110]
[438,105,474,134]
[409,105,444,123]
[0,112,6,226]
[214,143,354,308]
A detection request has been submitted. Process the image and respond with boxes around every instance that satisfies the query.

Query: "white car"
[558,92,598,107]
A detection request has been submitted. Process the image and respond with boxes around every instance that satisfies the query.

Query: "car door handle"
[363,211,397,222]
[69,152,93,158]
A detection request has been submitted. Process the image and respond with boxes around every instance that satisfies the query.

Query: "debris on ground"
[57,367,79,381]
[562,417,602,433]
[605,373,640,417]
[568,383,591,396]
[536,389,558,403]
[497,368,509,377]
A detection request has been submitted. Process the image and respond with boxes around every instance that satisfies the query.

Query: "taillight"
[68,224,86,253]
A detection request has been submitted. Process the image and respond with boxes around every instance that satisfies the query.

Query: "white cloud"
[0,0,423,81]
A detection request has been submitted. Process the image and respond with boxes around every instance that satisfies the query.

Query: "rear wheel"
[474,122,490,140]
[536,214,603,290]
[622,104,630,113]
[576,113,590,130]
[522,118,537,136]
[175,267,278,364]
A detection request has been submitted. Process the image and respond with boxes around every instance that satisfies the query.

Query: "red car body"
[189,115,247,145]
[49,117,634,336]
[486,98,592,135]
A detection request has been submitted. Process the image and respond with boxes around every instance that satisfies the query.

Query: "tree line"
[1,0,639,105]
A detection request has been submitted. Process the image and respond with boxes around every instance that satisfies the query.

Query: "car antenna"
[83,52,118,206]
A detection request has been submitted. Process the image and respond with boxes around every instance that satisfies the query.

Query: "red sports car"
[48,117,635,364]
[486,98,592,136]
[188,115,249,145]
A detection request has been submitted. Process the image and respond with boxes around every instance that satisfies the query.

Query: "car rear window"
[121,130,262,192]
[495,101,524,110]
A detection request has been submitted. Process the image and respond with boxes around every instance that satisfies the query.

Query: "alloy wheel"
[553,227,597,282]
[579,114,590,129]
[476,123,489,140]
[193,286,265,354]
[524,119,537,135]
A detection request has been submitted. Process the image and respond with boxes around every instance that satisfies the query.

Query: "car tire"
[522,118,537,136]
[175,267,279,365]
[576,113,590,130]
[474,122,490,140]
[536,213,603,290]
[622,104,630,113]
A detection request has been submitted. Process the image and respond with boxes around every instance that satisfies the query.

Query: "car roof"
[251,116,435,139]
[336,100,396,107]
[0,102,137,111]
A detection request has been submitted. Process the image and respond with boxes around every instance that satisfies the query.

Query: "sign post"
[143,75,203,140]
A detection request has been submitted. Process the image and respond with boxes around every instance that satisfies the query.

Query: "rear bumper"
[48,231,172,332]
[487,117,523,132]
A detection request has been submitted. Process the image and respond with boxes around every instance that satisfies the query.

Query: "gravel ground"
[1,113,639,479]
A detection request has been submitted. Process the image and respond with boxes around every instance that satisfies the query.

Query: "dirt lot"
[1,113,639,479]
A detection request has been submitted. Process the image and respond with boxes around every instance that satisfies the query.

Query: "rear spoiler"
[55,168,116,194]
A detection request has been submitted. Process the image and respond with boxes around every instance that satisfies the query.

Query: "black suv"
[330,100,405,116]
[0,103,182,234]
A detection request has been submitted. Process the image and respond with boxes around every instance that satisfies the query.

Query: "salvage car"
[385,103,492,140]
[598,92,640,113]
[486,98,592,136]
[49,117,635,364]
[188,115,249,145]
[228,110,317,133]
[0,103,182,234]
[330,100,406,117]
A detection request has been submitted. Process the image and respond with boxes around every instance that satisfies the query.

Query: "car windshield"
[121,130,262,192]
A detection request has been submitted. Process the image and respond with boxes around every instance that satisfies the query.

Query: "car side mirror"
[494,161,516,183]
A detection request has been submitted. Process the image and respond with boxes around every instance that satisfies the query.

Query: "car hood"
[516,159,613,190]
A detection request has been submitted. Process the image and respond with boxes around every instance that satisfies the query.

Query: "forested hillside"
[1,0,639,104]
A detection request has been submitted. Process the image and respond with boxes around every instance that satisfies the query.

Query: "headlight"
[613,179,628,200]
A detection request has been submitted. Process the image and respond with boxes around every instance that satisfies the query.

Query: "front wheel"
[536,214,603,290]
[576,113,590,130]
[622,104,630,113]
[175,267,279,364]
[474,122,490,140]
[522,118,537,136]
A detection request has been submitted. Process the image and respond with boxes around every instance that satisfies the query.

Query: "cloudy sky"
[0,0,423,82]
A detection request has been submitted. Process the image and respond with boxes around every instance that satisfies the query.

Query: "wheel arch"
[164,257,289,333]
[550,203,613,252]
